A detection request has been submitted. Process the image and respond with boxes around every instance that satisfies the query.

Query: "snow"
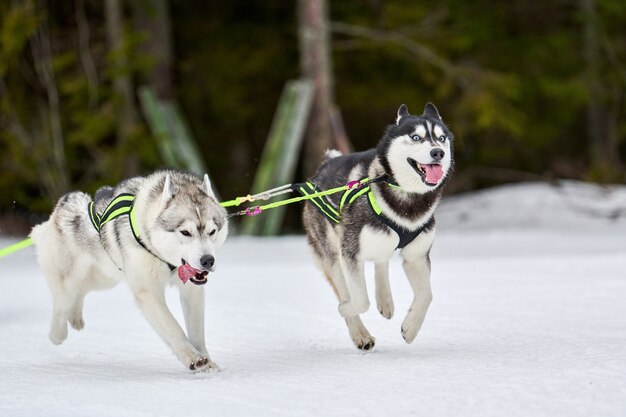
[1,181,625,417]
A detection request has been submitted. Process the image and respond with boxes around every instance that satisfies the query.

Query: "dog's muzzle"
[178,259,209,285]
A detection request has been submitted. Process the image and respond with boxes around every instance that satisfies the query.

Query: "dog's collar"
[370,173,401,189]
[89,194,176,271]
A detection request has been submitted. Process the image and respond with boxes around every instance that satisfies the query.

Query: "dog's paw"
[347,319,376,351]
[69,317,84,331]
[189,356,209,371]
[198,360,220,373]
[400,324,417,344]
[401,316,425,344]
[376,295,394,320]
[189,356,220,372]
[354,335,376,351]
[48,328,68,345]
[401,307,430,344]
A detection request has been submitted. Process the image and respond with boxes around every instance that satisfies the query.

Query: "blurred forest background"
[1,0,625,234]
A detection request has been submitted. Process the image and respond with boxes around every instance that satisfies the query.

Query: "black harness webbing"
[364,192,429,249]
[296,177,430,250]
[89,194,176,271]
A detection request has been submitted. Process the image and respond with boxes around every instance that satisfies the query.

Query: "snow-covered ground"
[1,181,625,417]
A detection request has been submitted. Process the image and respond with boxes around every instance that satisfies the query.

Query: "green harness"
[89,193,176,270]
[297,177,429,249]
[89,193,138,236]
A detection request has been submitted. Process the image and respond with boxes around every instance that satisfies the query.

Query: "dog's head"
[150,172,228,285]
[377,103,454,193]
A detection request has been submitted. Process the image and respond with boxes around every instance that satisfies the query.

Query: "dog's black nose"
[200,255,215,270]
[430,148,445,161]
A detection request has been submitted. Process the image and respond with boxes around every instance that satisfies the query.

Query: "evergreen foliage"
[0,0,624,225]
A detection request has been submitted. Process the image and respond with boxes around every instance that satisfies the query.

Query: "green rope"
[0,237,34,258]
[220,197,251,208]
[254,183,358,212]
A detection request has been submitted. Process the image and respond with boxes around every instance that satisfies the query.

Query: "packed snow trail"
[1,181,625,417]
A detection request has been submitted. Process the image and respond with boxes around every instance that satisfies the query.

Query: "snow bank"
[438,180,626,232]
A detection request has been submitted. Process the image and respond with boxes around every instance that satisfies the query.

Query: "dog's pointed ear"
[201,173,214,197]
[396,104,410,125]
[423,102,442,120]
[162,174,176,204]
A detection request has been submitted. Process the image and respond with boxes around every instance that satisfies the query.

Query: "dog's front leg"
[400,230,436,343]
[127,278,216,371]
[326,262,376,351]
[375,261,394,319]
[400,254,433,344]
[179,283,209,357]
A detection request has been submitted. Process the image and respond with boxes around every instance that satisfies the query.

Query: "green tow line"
[0,237,34,258]
[0,177,378,259]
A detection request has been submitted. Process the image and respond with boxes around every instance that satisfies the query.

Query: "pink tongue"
[424,164,443,184]
[178,264,201,284]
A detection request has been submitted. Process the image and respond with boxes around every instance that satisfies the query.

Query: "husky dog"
[302,103,453,350]
[31,170,228,371]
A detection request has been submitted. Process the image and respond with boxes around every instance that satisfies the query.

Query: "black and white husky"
[302,103,453,350]
[31,170,228,371]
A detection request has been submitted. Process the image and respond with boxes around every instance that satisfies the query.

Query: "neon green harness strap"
[97,194,135,229]
[298,182,340,223]
[90,193,175,270]
[367,190,383,215]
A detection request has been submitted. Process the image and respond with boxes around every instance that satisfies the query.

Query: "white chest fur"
[359,225,399,262]
[359,225,436,262]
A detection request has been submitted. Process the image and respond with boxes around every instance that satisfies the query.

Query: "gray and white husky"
[31,170,228,371]
[302,103,453,350]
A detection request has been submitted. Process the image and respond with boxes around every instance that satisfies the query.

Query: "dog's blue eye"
[439,135,447,142]
[180,230,191,237]
[410,135,421,141]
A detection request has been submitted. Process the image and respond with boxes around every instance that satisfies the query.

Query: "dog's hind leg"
[68,293,86,331]
[42,263,78,344]
[324,262,375,351]
[375,261,394,319]
[323,262,355,318]
[47,274,84,344]
[339,256,370,315]
[48,275,91,343]
[48,292,70,345]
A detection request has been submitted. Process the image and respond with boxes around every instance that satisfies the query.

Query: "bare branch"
[0,80,34,148]
[330,21,467,88]
[75,0,99,108]
[29,7,70,197]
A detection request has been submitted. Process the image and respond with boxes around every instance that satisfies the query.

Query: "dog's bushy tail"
[29,222,47,244]
[324,149,342,160]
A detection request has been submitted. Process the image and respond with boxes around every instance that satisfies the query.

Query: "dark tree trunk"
[105,0,140,176]
[131,0,174,100]
[581,0,606,172]
[298,0,335,177]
